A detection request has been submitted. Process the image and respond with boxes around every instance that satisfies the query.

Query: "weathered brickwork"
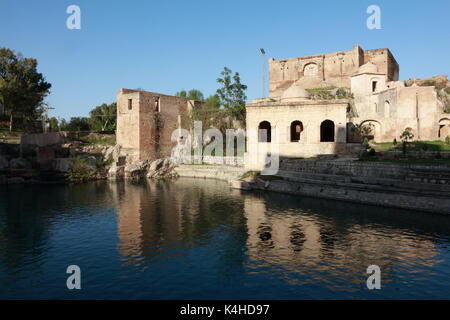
[269,45,399,96]
[116,88,199,163]
[247,45,446,168]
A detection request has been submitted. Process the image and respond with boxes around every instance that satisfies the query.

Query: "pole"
[260,48,266,98]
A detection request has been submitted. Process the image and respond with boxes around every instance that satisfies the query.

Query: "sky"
[1,0,449,120]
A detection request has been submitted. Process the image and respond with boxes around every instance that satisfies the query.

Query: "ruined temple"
[246,45,449,169]
[116,89,201,163]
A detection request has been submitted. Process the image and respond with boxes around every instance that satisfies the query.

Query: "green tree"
[176,89,204,101]
[204,94,220,109]
[0,48,51,132]
[400,128,414,155]
[67,117,90,131]
[48,117,59,132]
[216,67,247,121]
[89,102,117,131]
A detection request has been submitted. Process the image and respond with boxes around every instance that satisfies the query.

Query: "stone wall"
[279,158,450,184]
[116,88,197,163]
[256,178,450,215]
[269,45,398,96]
[351,86,441,142]
[175,164,246,182]
[245,99,355,166]
[201,156,244,166]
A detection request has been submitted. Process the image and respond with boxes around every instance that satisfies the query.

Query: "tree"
[204,94,220,109]
[89,102,117,131]
[0,48,51,132]
[48,117,59,132]
[176,89,204,101]
[216,67,247,121]
[66,117,90,131]
[400,128,414,155]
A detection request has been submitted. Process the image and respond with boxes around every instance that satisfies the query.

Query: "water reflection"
[1,178,450,299]
[243,194,440,291]
[110,178,450,298]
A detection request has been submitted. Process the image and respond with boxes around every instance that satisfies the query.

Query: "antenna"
[260,48,266,98]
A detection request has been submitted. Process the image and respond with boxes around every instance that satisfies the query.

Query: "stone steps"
[277,169,450,198]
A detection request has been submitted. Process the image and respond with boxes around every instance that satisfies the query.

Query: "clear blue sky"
[1,0,449,120]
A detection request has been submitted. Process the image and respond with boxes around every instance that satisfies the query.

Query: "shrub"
[362,137,369,145]
[446,136,450,146]
[68,157,94,182]
[368,148,376,156]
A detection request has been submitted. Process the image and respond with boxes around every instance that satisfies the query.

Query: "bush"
[362,137,369,145]
[368,148,376,156]
[68,157,94,182]
[446,136,450,146]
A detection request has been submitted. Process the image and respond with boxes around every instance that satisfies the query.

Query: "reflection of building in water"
[111,179,244,263]
[243,195,438,284]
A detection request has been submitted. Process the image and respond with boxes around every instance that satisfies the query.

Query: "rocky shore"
[0,132,178,185]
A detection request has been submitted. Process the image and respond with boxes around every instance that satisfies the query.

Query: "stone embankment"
[233,158,450,215]
[108,157,179,181]
[174,164,246,182]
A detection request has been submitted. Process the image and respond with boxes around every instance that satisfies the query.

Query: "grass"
[0,128,24,137]
[67,156,95,182]
[82,134,116,146]
[0,128,23,143]
[371,140,450,152]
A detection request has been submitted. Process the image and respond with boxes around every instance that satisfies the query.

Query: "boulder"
[84,156,97,171]
[9,158,32,169]
[54,158,74,172]
[36,146,55,170]
[125,163,144,179]
[147,158,178,179]
[0,156,9,169]
[149,159,164,172]
[108,165,125,179]
[230,180,252,191]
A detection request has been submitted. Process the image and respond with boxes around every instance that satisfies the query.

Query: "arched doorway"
[384,100,391,118]
[439,118,450,139]
[320,120,335,142]
[290,121,303,142]
[360,120,382,142]
[258,121,272,142]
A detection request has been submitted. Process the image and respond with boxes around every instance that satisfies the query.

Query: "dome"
[281,82,310,101]
[358,62,378,74]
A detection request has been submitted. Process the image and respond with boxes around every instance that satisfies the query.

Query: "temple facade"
[246,45,448,169]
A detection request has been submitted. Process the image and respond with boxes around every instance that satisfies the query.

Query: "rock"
[84,156,97,171]
[9,158,32,169]
[36,146,55,170]
[125,163,145,179]
[53,158,74,172]
[0,156,9,169]
[7,177,25,184]
[108,165,125,179]
[103,146,114,160]
[149,159,164,172]
[230,180,252,191]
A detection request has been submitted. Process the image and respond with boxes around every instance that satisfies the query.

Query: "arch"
[384,100,391,118]
[303,63,318,76]
[320,120,335,142]
[360,120,382,141]
[438,118,450,138]
[290,120,303,142]
[258,121,272,143]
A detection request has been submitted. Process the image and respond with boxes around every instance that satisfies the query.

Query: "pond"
[1,178,450,299]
